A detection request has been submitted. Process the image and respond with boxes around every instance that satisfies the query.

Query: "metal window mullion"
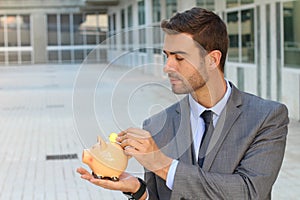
[17,15,22,64]
[57,14,62,63]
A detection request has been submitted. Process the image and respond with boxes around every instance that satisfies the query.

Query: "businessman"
[77,7,289,199]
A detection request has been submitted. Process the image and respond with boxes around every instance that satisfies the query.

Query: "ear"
[207,50,222,70]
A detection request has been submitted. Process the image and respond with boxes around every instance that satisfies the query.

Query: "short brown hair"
[161,7,228,72]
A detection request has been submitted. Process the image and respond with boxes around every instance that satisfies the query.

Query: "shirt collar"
[189,80,232,117]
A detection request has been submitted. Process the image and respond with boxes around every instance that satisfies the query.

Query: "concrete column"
[258,4,267,99]
[270,2,278,101]
[32,12,47,63]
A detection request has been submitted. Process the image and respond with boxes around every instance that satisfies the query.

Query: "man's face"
[163,33,209,94]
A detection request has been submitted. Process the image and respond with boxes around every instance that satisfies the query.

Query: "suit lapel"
[202,84,243,170]
[173,96,195,165]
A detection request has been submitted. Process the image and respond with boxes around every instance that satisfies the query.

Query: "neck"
[191,74,227,108]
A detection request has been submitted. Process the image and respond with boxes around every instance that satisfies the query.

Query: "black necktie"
[198,110,214,167]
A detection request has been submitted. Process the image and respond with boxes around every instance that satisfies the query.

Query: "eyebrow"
[163,50,188,55]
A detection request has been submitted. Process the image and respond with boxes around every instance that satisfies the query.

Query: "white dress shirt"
[166,80,232,190]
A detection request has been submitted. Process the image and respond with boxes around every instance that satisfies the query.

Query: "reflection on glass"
[73,14,84,45]
[84,14,97,45]
[121,9,125,29]
[21,52,31,63]
[227,0,238,8]
[152,0,161,22]
[166,0,177,18]
[7,15,17,46]
[47,14,58,45]
[241,9,254,63]
[20,15,30,46]
[284,1,300,68]
[139,28,146,52]
[196,0,214,11]
[8,51,17,63]
[138,0,145,25]
[241,0,254,5]
[62,50,71,62]
[227,12,239,62]
[153,25,162,54]
[61,14,70,45]
[227,0,253,8]
[0,15,4,46]
[128,5,133,27]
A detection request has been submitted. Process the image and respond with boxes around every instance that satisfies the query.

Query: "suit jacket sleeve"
[171,103,289,200]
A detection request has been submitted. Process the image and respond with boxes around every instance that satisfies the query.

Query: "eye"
[175,56,184,61]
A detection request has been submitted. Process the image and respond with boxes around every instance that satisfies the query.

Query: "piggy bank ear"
[97,136,107,148]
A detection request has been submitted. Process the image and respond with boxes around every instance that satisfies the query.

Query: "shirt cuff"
[166,159,179,190]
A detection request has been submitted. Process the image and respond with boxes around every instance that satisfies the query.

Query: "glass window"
[139,28,146,52]
[48,51,58,62]
[61,14,70,45]
[227,9,255,63]
[138,0,145,25]
[166,0,177,18]
[47,14,58,45]
[62,50,71,62]
[75,50,84,61]
[227,0,238,8]
[153,25,162,54]
[121,9,125,29]
[0,52,4,63]
[20,15,30,46]
[21,52,31,63]
[227,0,253,8]
[284,1,300,68]
[73,14,84,45]
[84,14,98,45]
[128,5,133,27]
[227,12,239,62]
[7,15,17,46]
[241,0,254,5]
[152,0,161,22]
[241,9,254,63]
[196,0,215,11]
[0,15,4,46]
[8,51,18,63]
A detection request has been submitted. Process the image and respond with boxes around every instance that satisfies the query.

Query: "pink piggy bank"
[82,135,128,181]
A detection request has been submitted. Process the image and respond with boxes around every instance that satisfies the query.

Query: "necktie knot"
[201,110,213,125]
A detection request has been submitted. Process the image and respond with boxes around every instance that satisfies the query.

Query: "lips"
[168,74,182,84]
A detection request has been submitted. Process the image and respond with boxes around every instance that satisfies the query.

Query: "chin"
[171,86,190,95]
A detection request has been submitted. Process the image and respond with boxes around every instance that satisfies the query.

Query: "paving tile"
[0,64,299,199]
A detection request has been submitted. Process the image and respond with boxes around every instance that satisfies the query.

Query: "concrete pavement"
[0,64,298,199]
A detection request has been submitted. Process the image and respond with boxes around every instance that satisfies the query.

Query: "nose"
[163,57,177,73]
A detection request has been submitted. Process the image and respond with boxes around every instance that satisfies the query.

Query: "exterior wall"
[0,0,110,65]
[106,0,300,120]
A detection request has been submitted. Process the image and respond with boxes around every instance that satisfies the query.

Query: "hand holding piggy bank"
[82,133,128,181]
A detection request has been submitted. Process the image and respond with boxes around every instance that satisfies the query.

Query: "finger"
[124,146,139,156]
[126,128,150,138]
[117,131,144,144]
[76,167,94,180]
[90,178,124,190]
[120,138,144,151]
[76,167,90,175]
[117,130,127,137]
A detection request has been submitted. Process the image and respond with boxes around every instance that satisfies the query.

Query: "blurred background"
[0,0,300,118]
[0,0,299,199]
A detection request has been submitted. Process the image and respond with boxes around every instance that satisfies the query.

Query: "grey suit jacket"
[143,83,289,200]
